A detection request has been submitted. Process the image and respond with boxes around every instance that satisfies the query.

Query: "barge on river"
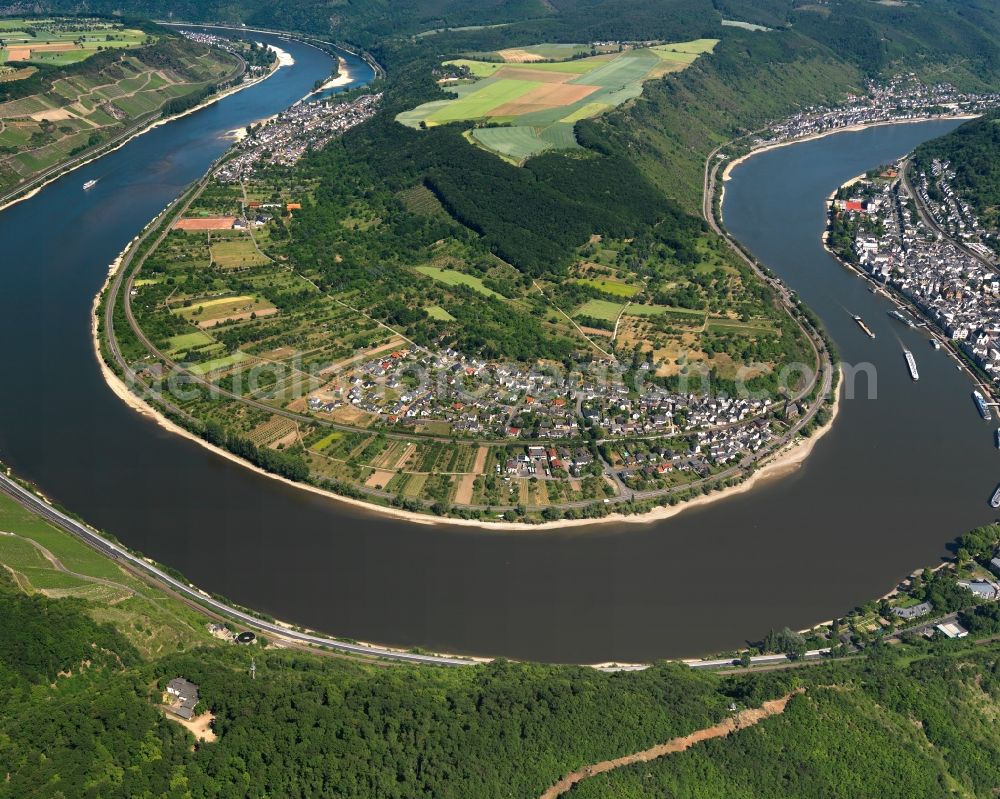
[854,315,875,338]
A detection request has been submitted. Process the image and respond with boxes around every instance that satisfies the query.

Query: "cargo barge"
[853,315,875,338]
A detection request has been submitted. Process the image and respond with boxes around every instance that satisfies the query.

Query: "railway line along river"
[0,40,993,661]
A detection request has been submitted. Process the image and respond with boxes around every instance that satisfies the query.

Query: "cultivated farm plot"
[415,266,501,298]
[399,39,718,162]
[626,304,706,322]
[471,126,557,160]
[175,217,237,231]
[575,298,626,322]
[210,236,271,269]
[173,295,277,328]
[188,351,252,375]
[575,277,640,297]
[706,318,777,335]
[166,331,215,356]
[0,30,232,195]
[247,415,297,447]
[426,305,456,321]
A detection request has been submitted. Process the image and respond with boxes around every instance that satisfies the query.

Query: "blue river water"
[0,40,989,662]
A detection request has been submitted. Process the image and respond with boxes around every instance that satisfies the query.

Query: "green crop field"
[426,305,457,321]
[575,298,626,321]
[442,58,503,78]
[210,238,271,269]
[471,126,557,160]
[188,351,251,375]
[415,266,501,297]
[626,304,705,320]
[423,78,542,124]
[166,331,215,354]
[575,278,640,297]
[706,318,777,335]
[400,40,717,162]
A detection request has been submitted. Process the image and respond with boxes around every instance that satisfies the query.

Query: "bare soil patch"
[472,445,489,474]
[454,473,476,504]
[365,469,395,489]
[492,83,598,116]
[165,709,217,743]
[497,48,546,63]
[29,107,75,121]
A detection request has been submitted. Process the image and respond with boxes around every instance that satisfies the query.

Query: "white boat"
[82,179,97,190]
[903,350,919,381]
[975,390,993,421]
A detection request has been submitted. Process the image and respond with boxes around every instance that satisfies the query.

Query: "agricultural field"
[171,294,278,328]
[397,39,718,162]
[575,277,640,297]
[210,235,271,269]
[575,298,625,322]
[0,18,149,66]
[0,31,237,196]
[415,265,502,297]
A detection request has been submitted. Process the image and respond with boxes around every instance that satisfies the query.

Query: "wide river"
[0,37,992,661]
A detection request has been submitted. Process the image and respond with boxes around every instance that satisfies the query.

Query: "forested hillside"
[5,558,1000,798]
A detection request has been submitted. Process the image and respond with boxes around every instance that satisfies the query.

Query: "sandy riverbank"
[268,43,294,67]
[0,54,284,217]
[313,57,351,92]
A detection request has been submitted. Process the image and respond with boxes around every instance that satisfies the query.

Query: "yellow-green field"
[397,39,718,163]
[415,266,501,298]
[575,298,626,322]
[576,277,640,297]
[172,295,277,328]
[210,237,271,269]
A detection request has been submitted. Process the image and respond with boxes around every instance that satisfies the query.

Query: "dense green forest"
[914,111,1000,227]
[5,556,1000,798]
